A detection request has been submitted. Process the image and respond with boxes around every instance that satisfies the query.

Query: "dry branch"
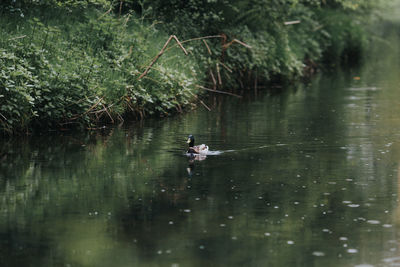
[8,35,26,41]
[203,39,212,55]
[223,39,252,50]
[188,91,211,111]
[0,112,7,121]
[209,69,217,89]
[219,62,233,73]
[284,20,301,25]
[163,35,224,54]
[99,7,112,20]
[138,35,188,80]
[195,85,242,98]
[216,63,222,85]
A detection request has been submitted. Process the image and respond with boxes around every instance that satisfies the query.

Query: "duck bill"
[186,138,191,144]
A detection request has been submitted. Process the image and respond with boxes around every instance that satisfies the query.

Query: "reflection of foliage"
[1,62,399,265]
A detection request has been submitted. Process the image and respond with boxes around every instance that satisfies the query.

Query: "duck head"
[187,135,195,147]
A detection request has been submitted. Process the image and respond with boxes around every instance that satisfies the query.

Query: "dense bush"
[0,0,381,133]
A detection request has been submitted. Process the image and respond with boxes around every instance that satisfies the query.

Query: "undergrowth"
[0,0,381,134]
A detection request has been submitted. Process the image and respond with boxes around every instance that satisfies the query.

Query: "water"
[2,35,400,267]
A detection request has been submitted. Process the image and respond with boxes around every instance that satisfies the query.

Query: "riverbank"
[0,1,379,134]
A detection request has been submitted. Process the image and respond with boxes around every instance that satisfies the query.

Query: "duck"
[186,135,209,154]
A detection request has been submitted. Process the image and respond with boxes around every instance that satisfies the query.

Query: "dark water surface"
[2,36,400,267]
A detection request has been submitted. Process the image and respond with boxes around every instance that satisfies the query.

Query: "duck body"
[187,135,209,155]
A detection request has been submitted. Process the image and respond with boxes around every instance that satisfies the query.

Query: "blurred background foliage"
[0,0,384,133]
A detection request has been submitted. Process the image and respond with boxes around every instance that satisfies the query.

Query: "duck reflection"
[186,153,206,177]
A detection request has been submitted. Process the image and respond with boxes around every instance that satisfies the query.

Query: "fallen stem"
[195,85,242,98]
[138,35,188,80]
[8,35,27,41]
[219,61,233,73]
[209,69,217,89]
[216,63,222,85]
[188,91,211,111]
[223,38,252,49]
[203,39,212,55]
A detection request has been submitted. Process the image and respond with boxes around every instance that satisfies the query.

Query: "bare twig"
[138,35,188,80]
[0,112,7,121]
[223,39,252,50]
[119,1,123,18]
[254,70,258,96]
[284,20,301,25]
[219,61,233,73]
[203,39,212,55]
[188,91,211,111]
[209,69,217,89]
[8,35,26,41]
[99,7,113,20]
[163,35,224,54]
[70,96,103,120]
[101,103,114,123]
[216,63,222,86]
[195,85,242,98]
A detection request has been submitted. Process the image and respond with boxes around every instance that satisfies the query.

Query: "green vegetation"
[0,0,381,134]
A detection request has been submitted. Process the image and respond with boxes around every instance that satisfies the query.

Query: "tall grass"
[0,7,203,133]
[0,0,380,134]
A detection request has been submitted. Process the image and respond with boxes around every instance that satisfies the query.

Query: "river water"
[1,29,400,267]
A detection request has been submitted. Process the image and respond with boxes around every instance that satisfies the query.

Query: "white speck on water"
[343,201,352,204]
[228,216,234,220]
[312,251,325,257]
[166,250,172,254]
[232,236,237,240]
[385,210,389,213]
[383,257,400,263]
[274,206,279,209]
[264,233,271,237]
[367,220,380,225]
[347,248,358,254]
[383,224,392,228]
[348,204,360,208]
[354,264,374,267]
[343,244,348,248]
[322,229,330,233]
[183,209,191,213]
[287,241,294,245]
[195,197,200,201]
[94,211,98,215]
[220,224,226,227]
[171,263,180,267]
[169,221,174,225]
[258,196,263,199]
[199,245,205,250]
[157,250,163,255]
[339,237,348,241]
[294,202,299,205]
